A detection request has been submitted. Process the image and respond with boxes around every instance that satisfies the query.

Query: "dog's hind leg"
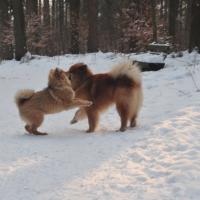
[116,103,129,132]
[129,89,143,128]
[130,114,137,127]
[25,124,47,135]
[31,125,47,135]
[24,112,47,135]
[25,125,33,134]
[86,109,99,133]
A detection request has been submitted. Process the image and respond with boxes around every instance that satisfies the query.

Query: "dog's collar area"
[75,78,91,92]
[48,85,69,91]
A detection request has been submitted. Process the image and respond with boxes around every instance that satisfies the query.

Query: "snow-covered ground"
[0,52,200,200]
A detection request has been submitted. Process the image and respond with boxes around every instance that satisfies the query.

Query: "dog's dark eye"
[68,73,72,80]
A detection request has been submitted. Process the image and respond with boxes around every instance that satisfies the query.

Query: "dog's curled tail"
[110,61,143,117]
[15,89,35,106]
[109,60,142,85]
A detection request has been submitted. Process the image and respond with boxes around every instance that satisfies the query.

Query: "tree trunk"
[151,0,158,42]
[185,0,191,49]
[38,0,42,17]
[160,0,164,17]
[0,0,13,60]
[25,0,38,16]
[12,0,27,60]
[51,0,56,28]
[64,1,70,53]
[79,0,88,53]
[99,0,119,51]
[168,0,179,37]
[87,0,98,52]
[69,0,80,54]
[43,0,50,26]
[58,0,65,53]
[164,0,168,24]
[189,0,200,52]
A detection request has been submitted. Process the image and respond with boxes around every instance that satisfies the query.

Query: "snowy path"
[0,52,200,200]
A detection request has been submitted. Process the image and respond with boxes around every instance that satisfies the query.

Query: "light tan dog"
[67,61,143,133]
[15,68,92,135]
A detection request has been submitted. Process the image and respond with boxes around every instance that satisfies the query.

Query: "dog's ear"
[49,69,54,79]
[55,67,60,73]
[79,64,88,74]
[80,64,87,68]
[55,68,61,78]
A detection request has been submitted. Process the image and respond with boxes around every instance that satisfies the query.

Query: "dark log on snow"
[136,61,165,72]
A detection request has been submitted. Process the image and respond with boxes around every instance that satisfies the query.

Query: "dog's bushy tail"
[15,89,35,106]
[109,61,142,85]
[110,61,143,117]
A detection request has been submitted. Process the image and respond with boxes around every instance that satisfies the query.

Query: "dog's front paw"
[86,128,95,133]
[33,132,48,136]
[119,127,127,132]
[70,118,78,124]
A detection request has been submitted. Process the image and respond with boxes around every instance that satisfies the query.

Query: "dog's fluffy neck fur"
[47,84,74,103]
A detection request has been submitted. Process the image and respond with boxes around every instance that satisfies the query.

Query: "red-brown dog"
[67,61,143,132]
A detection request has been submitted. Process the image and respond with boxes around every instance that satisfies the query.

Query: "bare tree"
[69,0,80,54]
[1,0,199,58]
[38,0,42,16]
[168,0,179,38]
[79,0,88,53]
[43,0,50,26]
[25,0,38,16]
[58,0,65,53]
[12,0,27,60]
[151,0,158,42]
[64,1,70,53]
[0,0,13,60]
[87,0,98,52]
[189,0,200,52]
